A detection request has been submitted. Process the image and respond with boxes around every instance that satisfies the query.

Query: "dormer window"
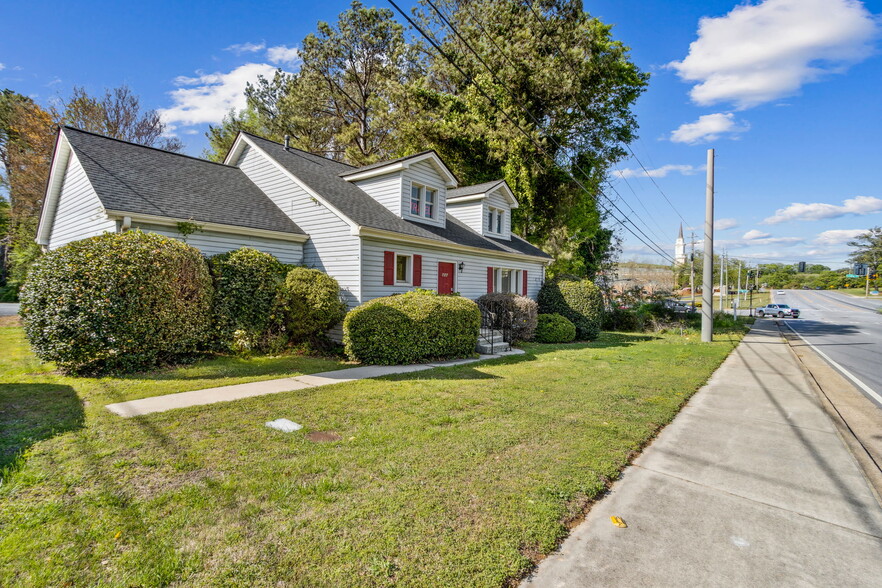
[487,207,504,234]
[410,183,437,220]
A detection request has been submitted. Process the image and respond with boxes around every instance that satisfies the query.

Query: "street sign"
[846,274,860,278]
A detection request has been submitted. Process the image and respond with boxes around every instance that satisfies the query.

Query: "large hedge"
[282,267,347,342]
[537,276,604,340]
[20,231,213,374]
[534,313,576,343]
[476,292,538,343]
[208,248,288,351]
[343,290,480,364]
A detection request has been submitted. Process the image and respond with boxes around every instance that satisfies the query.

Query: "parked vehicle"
[662,299,691,312]
[776,290,786,295]
[756,303,799,318]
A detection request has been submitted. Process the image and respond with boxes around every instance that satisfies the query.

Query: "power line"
[438,0,679,252]
[397,0,676,263]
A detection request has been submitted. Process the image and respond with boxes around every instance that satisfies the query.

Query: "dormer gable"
[446,180,519,241]
[341,151,457,228]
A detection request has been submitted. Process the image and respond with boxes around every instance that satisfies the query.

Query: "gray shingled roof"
[447,180,505,199]
[63,127,304,235]
[243,133,552,260]
[338,150,438,177]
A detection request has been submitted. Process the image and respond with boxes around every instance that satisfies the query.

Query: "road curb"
[776,320,882,506]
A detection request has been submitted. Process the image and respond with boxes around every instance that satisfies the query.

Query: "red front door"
[438,262,455,294]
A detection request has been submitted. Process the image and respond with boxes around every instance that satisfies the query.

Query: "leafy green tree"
[208,1,420,165]
[415,0,647,264]
[847,227,882,272]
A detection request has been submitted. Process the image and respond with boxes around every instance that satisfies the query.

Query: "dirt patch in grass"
[0,316,20,328]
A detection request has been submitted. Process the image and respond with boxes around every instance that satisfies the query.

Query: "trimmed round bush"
[208,247,287,351]
[20,231,213,374]
[343,290,480,364]
[534,313,576,343]
[476,292,538,343]
[537,276,604,340]
[282,267,347,342]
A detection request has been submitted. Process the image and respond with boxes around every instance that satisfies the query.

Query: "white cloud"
[160,63,282,128]
[743,229,771,240]
[763,195,882,224]
[670,112,749,144]
[813,228,866,245]
[267,45,300,66]
[617,164,704,179]
[668,0,879,109]
[0,63,5,71]
[224,42,266,54]
[714,218,739,231]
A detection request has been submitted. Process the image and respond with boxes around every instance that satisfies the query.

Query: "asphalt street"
[767,289,882,410]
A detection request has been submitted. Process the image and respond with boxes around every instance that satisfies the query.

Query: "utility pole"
[701,149,714,342]
[719,251,725,313]
[689,232,696,311]
[737,260,742,314]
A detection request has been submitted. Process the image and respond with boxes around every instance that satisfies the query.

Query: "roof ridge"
[339,149,439,177]
[240,132,357,169]
[62,126,233,168]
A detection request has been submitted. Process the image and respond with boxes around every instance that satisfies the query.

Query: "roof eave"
[104,210,310,243]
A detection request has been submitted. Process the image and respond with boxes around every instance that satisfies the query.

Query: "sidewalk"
[522,320,882,587]
[106,349,524,417]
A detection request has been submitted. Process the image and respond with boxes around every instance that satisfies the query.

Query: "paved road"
[0,303,20,316]
[768,289,882,409]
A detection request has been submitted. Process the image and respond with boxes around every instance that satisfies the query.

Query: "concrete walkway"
[106,349,524,417]
[523,320,882,587]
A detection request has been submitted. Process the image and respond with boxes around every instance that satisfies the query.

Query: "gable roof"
[447,180,505,198]
[448,180,519,208]
[338,150,458,186]
[235,133,552,261]
[58,127,304,235]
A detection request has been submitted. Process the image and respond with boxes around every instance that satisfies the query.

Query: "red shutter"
[383,251,395,285]
[523,270,528,295]
[487,267,494,293]
[413,255,422,287]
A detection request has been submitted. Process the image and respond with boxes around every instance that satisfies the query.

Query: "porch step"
[476,342,510,355]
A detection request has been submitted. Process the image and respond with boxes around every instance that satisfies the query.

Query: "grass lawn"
[836,287,880,297]
[678,291,769,310]
[1,319,745,587]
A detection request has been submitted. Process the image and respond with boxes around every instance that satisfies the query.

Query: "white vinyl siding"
[129,223,303,264]
[361,238,545,302]
[236,144,361,306]
[446,200,484,234]
[353,173,402,217]
[47,151,117,249]
[484,189,512,240]
[401,160,446,228]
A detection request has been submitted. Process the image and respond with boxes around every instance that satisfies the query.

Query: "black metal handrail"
[476,299,513,354]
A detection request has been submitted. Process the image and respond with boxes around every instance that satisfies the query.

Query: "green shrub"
[476,292,538,342]
[282,267,347,342]
[601,307,640,331]
[344,290,480,364]
[208,248,287,352]
[20,231,213,374]
[537,276,604,340]
[534,313,576,343]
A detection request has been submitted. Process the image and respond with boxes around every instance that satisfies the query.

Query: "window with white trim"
[409,183,438,220]
[493,267,522,294]
[396,253,411,284]
[487,207,505,235]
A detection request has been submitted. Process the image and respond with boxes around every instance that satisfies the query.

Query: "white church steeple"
[674,223,687,265]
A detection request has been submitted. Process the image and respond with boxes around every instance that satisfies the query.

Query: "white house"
[37,127,552,309]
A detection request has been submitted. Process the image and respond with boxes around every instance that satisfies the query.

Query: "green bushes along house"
[476,292,538,343]
[282,267,347,343]
[208,247,288,352]
[537,276,603,340]
[344,290,481,365]
[20,231,214,374]
[534,313,577,343]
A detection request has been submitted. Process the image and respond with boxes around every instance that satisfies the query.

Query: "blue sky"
[3,0,881,268]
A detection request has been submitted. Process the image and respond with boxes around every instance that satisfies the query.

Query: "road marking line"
[783,322,882,407]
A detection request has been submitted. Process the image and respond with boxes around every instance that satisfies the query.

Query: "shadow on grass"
[0,383,85,478]
[115,352,349,383]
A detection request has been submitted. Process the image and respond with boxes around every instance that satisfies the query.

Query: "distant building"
[674,223,687,266]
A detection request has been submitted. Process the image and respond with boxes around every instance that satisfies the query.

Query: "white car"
[776,290,785,295]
